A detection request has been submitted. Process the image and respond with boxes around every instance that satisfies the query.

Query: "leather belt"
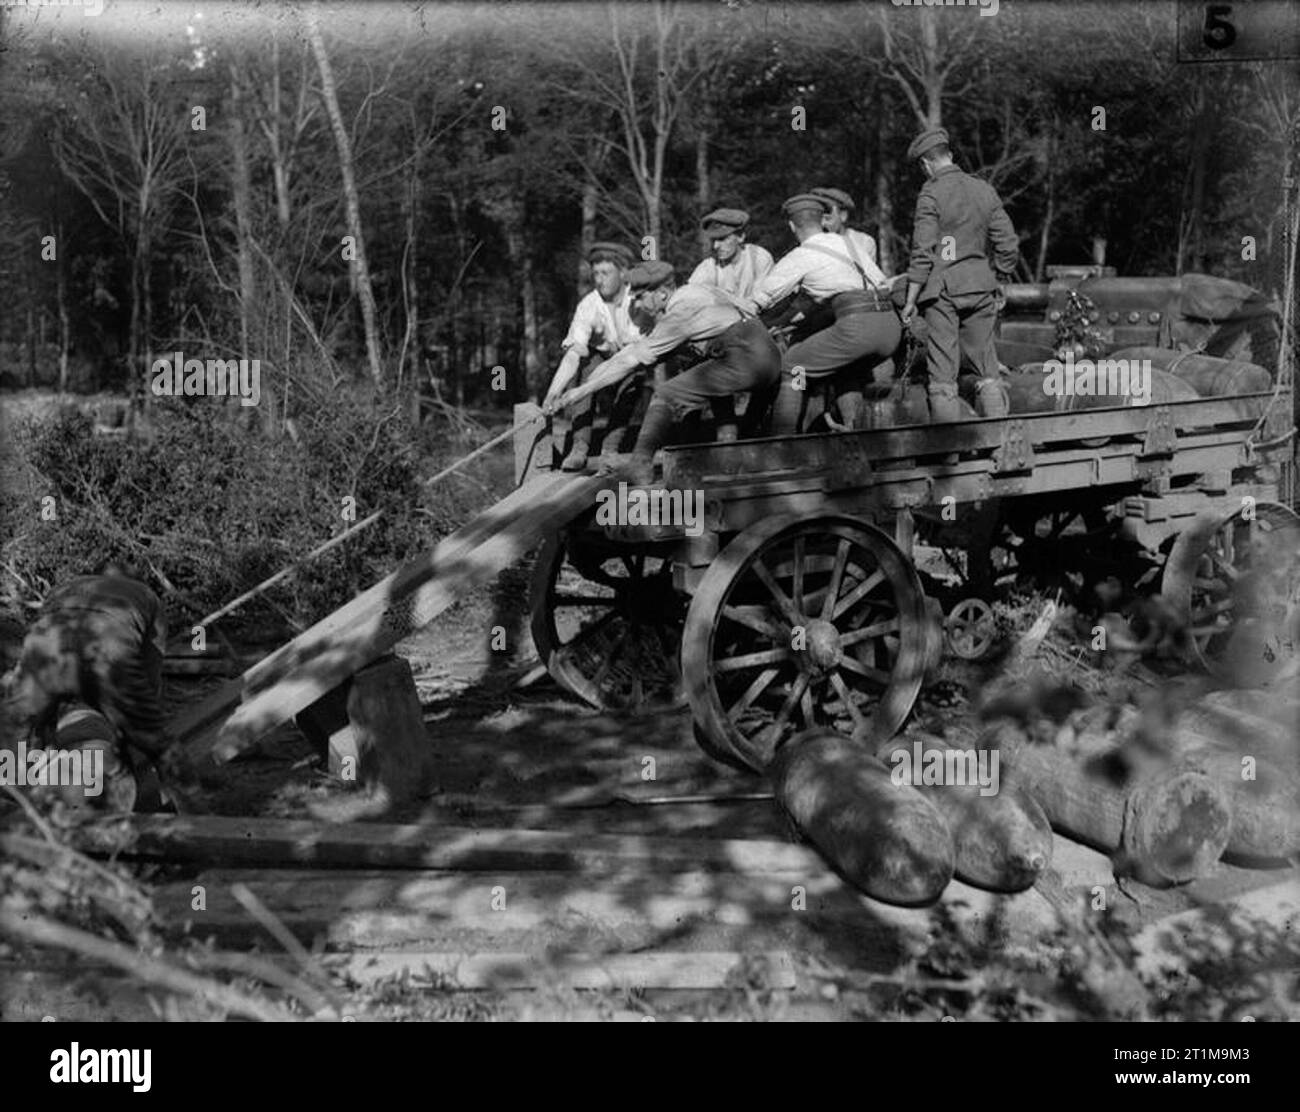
[831,290,896,316]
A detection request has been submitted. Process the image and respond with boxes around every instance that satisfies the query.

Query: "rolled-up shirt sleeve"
[624,300,700,364]
[906,184,940,289]
[750,251,807,310]
[561,294,599,356]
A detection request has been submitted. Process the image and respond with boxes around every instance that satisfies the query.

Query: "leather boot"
[836,389,865,431]
[561,423,591,471]
[562,397,594,470]
[927,383,961,423]
[973,377,1009,419]
[625,399,675,486]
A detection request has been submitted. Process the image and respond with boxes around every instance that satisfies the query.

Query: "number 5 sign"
[1178,1,1300,62]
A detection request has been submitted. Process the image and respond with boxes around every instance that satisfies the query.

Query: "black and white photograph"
[0,0,1297,1042]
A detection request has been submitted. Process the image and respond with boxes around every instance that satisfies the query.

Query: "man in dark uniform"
[547,260,781,485]
[750,194,900,434]
[3,567,180,809]
[900,127,1020,422]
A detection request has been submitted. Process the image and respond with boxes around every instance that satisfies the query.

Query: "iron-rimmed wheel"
[682,514,929,772]
[945,597,998,660]
[530,528,687,713]
[1162,501,1300,682]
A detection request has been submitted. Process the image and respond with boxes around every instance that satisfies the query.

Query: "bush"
[1,392,503,641]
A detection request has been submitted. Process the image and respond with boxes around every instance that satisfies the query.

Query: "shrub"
[1,392,505,641]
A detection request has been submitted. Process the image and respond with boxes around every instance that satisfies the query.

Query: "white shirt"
[842,227,882,272]
[561,286,641,358]
[688,243,775,303]
[750,232,889,310]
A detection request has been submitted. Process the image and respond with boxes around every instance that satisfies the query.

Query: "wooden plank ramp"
[170,471,607,766]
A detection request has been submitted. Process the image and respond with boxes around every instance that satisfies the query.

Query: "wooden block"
[328,725,359,780]
[344,654,433,804]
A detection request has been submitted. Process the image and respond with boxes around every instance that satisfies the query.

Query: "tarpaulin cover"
[1157,273,1280,367]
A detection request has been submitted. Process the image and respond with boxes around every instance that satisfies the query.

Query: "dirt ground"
[16,564,1275,1023]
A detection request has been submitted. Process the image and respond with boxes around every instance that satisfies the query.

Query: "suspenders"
[799,236,882,292]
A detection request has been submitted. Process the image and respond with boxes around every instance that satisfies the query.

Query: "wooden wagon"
[173,337,1297,784]
[518,372,1298,774]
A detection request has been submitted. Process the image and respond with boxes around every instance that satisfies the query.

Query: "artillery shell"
[876,733,1053,893]
[986,721,1233,886]
[1176,746,1299,864]
[1193,691,1298,764]
[769,729,954,907]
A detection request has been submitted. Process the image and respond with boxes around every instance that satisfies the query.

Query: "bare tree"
[563,1,707,245]
[50,44,190,410]
[305,5,384,391]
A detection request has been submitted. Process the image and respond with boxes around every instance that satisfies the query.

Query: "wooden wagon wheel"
[682,514,929,772]
[530,529,686,713]
[945,597,997,660]
[1162,501,1300,683]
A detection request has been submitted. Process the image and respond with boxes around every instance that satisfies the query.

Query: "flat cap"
[587,241,634,268]
[906,127,950,162]
[782,193,830,218]
[700,207,750,239]
[627,260,675,292]
[810,187,855,212]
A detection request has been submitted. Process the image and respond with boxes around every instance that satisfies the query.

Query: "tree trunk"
[306,9,385,392]
[128,224,150,416]
[695,121,711,255]
[268,37,292,231]
[398,164,420,401]
[1035,159,1055,282]
[921,12,943,128]
[503,219,542,402]
[57,218,70,393]
[229,70,256,357]
[873,115,895,276]
[580,177,599,292]
[26,303,36,389]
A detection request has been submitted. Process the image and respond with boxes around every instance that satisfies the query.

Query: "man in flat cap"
[544,241,644,470]
[810,187,884,279]
[900,127,1019,422]
[748,194,900,434]
[547,260,781,485]
[689,208,774,304]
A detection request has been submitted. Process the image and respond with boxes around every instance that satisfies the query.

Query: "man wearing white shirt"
[544,242,643,470]
[688,208,775,304]
[750,194,901,434]
[810,187,885,277]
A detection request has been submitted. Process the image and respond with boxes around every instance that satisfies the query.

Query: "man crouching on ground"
[2,565,191,812]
